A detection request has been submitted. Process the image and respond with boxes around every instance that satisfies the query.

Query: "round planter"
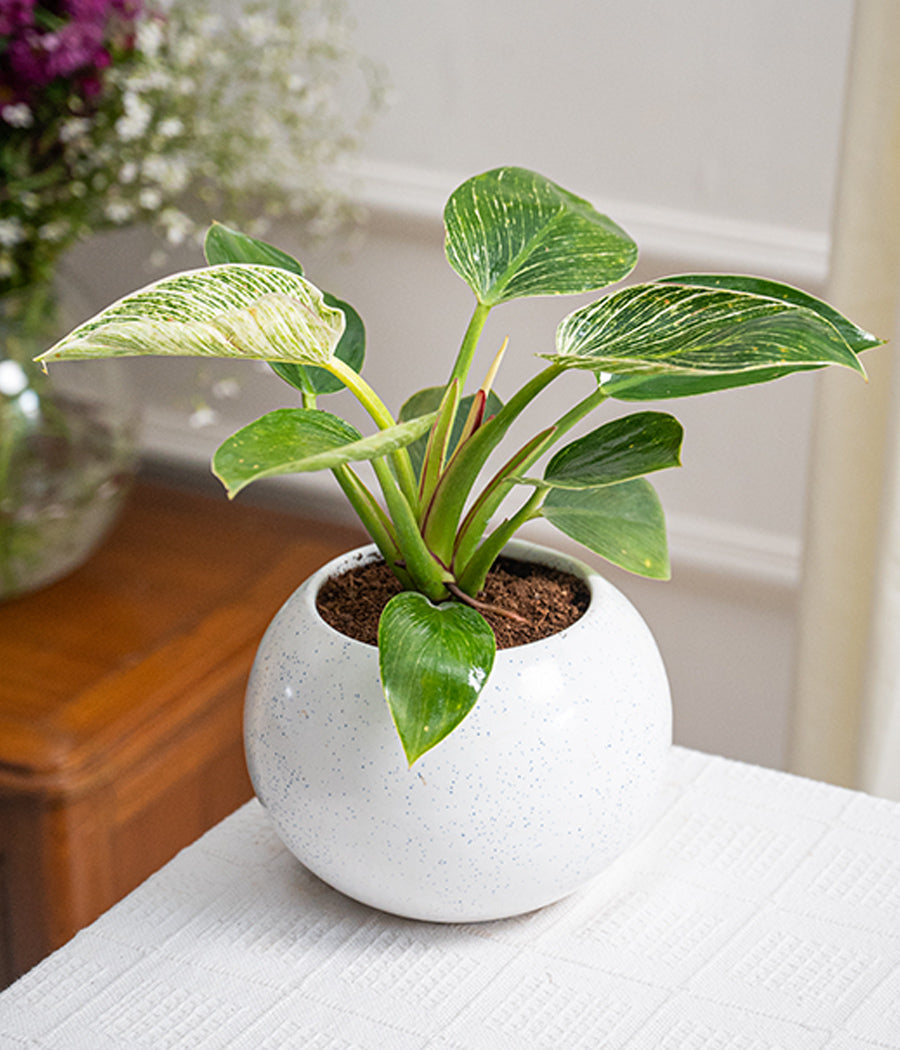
[244,540,671,922]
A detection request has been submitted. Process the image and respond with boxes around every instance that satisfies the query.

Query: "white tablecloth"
[2,746,900,1048]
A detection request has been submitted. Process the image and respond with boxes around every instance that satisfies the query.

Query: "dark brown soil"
[316,555,590,648]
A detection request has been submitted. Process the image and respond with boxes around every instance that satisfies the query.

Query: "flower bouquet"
[0,0,380,596]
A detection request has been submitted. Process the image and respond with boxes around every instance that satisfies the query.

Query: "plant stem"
[370,456,451,600]
[454,383,611,590]
[550,382,610,442]
[449,301,491,386]
[330,464,414,586]
[452,426,556,572]
[325,356,420,507]
[455,488,546,596]
[423,362,565,563]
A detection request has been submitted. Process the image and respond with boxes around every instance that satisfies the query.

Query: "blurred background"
[10,0,900,789]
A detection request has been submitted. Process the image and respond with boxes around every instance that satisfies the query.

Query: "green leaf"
[541,412,683,488]
[203,223,306,275]
[417,379,461,511]
[599,363,824,401]
[444,166,637,306]
[398,385,504,479]
[598,275,883,401]
[202,224,365,395]
[542,479,670,578]
[378,592,495,765]
[36,265,345,365]
[212,407,437,496]
[548,281,867,385]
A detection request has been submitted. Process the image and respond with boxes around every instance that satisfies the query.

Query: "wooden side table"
[0,478,362,986]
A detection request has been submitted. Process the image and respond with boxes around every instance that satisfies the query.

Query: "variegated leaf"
[36,264,345,365]
[548,282,866,379]
[444,167,637,306]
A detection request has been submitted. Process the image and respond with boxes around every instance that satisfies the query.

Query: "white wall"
[62,0,858,770]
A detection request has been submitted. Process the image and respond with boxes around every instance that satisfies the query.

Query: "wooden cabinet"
[0,479,362,986]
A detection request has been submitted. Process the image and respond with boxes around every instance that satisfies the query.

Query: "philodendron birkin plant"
[37,167,880,765]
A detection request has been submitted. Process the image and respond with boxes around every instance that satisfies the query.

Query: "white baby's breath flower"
[142,155,189,193]
[20,192,40,213]
[139,188,163,210]
[2,103,34,128]
[124,68,172,93]
[136,18,165,59]
[115,92,152,142]
[60,117,90,143]
[242,14,272,46]
[119,161,139,184]
[157,117,184,139]
[39,221,71,242]
[175,36,201,65]
[105,200,136,223]
[0,219,26,247]
[206,49,228,70]
[159,207,194,246]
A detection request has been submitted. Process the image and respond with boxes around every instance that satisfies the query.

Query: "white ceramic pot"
[244,540,671,922]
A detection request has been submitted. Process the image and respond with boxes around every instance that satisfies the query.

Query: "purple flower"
[0,0,38,36]
[2,0,142,91]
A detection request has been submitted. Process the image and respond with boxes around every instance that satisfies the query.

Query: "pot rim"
[300,538,604,651]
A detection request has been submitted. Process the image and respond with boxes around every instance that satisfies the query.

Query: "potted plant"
[37,167,880,921]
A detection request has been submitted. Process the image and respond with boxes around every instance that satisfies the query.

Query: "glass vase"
[0,284,139,600]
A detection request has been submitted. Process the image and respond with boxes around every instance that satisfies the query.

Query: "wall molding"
[349,159,831,288]
[141,406,801,594]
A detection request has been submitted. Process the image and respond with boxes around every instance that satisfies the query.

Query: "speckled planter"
[244,540,671,923]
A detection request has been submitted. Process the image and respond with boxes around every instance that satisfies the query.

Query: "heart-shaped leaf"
[548,281,867,382]
[541,412,683,488]
[444,167,637,306]
[213,407,437,496]
[542,478,669,578]
[378,592,496,765]
[36,264,345,365]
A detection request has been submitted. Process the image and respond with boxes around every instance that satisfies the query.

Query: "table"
[2,747,899,1047]
[0,477,362,985]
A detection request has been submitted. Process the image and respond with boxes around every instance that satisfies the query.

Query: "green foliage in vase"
[37,167,882,764]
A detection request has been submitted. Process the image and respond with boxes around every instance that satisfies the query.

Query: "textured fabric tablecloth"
[2,746,900,1048]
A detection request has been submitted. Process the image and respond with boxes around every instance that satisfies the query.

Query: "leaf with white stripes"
[444,167,637,306]
[35,264,345,365]
[547,281,866,380]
